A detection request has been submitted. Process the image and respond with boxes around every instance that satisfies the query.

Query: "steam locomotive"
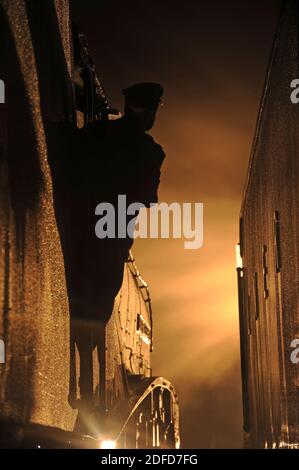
[0,0,179,449]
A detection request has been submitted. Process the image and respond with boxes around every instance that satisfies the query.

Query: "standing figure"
[64,82,165,326]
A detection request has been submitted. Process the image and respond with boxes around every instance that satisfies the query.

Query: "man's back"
[57,115,164,323]
[79,116,165,207]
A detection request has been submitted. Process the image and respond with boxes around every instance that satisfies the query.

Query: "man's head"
[122,83,164,131]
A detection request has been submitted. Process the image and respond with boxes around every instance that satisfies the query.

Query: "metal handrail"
[126,251,154,351]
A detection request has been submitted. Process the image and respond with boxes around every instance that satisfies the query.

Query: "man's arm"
[137,136,165,207]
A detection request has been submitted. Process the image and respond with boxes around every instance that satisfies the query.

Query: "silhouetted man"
[50,82,165,427]
[62,82,165,325]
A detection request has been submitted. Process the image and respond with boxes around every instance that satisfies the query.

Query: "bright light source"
[100,439,116,449]
[235,243,243,269]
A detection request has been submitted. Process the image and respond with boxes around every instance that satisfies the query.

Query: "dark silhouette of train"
[237,0,299,449]
[0,1,179,449]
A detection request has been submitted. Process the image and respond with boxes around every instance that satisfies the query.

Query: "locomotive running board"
[100,376,180,449]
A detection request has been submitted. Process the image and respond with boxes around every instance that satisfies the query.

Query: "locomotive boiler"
[0,0,179,449]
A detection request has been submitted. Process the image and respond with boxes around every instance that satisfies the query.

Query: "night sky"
[71,0,282,448]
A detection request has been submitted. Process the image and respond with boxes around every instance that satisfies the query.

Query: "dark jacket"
[54,116,165,323]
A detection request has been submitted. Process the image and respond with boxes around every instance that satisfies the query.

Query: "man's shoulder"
[142,133,165,159]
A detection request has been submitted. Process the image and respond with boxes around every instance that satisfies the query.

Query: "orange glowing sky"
[134,113,252,448]
[71,0,282,447]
